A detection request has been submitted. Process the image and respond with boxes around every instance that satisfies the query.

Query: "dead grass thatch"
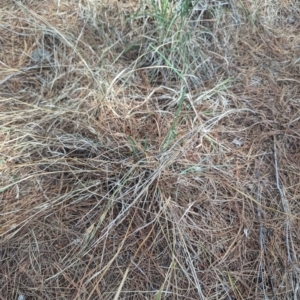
[1,0,300,299]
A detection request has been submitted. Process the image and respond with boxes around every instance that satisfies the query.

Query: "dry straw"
[0,0,299,299]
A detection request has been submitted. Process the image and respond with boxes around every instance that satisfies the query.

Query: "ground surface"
[0,0,300,299]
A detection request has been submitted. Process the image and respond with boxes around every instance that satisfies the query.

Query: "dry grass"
[0,0,300,299]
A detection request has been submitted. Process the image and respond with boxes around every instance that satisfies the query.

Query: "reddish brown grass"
[0,0,299,299]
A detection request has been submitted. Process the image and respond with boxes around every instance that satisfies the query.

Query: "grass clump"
[0,0,300,299]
